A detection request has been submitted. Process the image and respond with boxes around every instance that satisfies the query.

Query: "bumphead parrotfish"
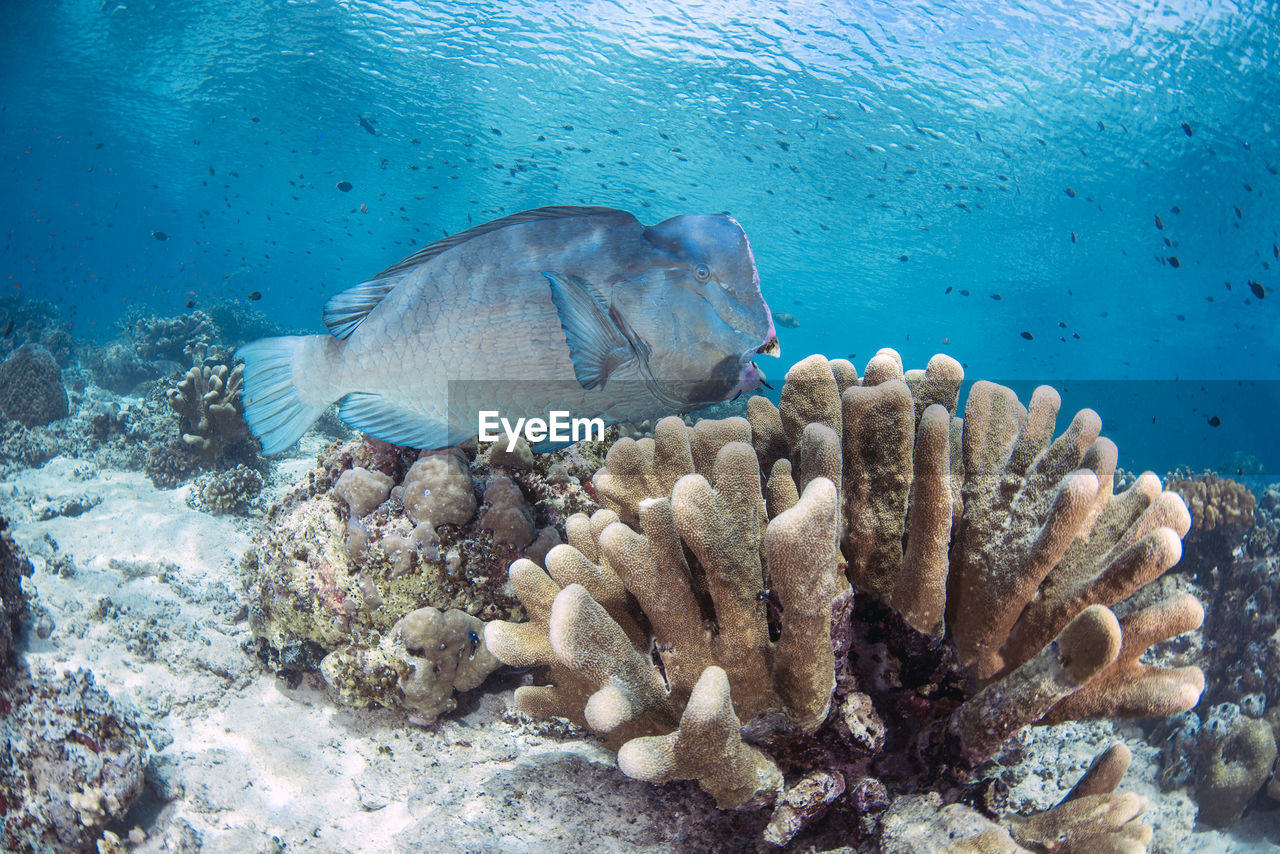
[238,206,779,454]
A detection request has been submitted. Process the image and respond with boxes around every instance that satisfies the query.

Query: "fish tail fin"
[237,335,342,455]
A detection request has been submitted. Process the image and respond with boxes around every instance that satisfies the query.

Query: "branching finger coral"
[880,742,1151,853]
[487,473,842,808]
[485,347,1203,848]
[167,361,250,460]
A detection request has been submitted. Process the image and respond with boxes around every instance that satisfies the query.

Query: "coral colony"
[484,350,1198,847]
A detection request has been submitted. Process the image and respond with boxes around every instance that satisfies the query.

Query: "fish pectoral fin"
[543,271,635,390]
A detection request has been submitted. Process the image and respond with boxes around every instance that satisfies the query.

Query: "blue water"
[3,0,1277,475]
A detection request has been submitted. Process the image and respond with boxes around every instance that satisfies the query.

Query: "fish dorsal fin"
[323,280,398,339]
[373,205,633,280]
[322,206,632,340]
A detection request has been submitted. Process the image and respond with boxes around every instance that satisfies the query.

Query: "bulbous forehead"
[642,214,754,268]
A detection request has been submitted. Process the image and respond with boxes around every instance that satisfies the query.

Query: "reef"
[1,517,32,668]
[0,522,147,853]
[0,295,188,479]
[1157,473,1280,829]
[241,434,602,718]
[485,349,1201,847]
[119,307,220,364]
[85,340,158,395]
[0,362,182,480]
[126,348,265,490]
[0,665,149,854]
[0,295,75,367]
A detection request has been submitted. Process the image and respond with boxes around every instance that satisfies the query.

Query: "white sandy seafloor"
[2,446,1278,854]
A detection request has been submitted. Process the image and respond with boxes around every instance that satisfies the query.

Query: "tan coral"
[617,666,784,808]
[950,385,1111,679]
[950,605,1122,762]
[1065,741,1133,801]
[1009,741,1152,853]
[167,361,248,458]
[760,350,1195,705]
[670,442,774,717]
[591,416,694,526]
[841,378,915,601]
[1166,471,1257,535]
[778,354,841,453]
[486,472,842,806]
[487,348,1204,816]
[1040,593,1205,724]
[1009,792,1152,854]
[764,353,1200,731]
[893,402,953,637]
[882,742,1152,853]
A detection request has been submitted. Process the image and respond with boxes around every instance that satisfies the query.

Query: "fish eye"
[694,264,711,282]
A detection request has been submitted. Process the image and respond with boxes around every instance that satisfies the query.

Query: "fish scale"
[238,206,779,454]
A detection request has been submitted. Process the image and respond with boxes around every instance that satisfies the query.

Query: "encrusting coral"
[485,348,1202,846]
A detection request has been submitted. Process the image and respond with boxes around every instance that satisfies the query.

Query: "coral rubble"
[0,520,147,854]
[485,349,1202,847]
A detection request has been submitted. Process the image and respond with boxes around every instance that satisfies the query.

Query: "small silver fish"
[239,206,779,454]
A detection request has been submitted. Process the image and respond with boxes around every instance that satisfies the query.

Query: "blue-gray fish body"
[238,206,779,454]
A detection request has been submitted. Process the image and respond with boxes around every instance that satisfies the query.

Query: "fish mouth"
[756,336,780,357]
[732,360,768,397]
